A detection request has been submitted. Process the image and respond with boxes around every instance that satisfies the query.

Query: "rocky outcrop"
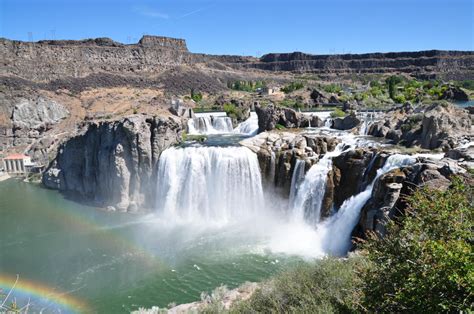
[255,104,323,133]
[329,150,387,209]
[354,156,467,238]
[368,102,472,150]
[42,115,183,212]
[440,86,469,101]
[241,131,339,195]
[331,114,361,130]
[12,97,69,130]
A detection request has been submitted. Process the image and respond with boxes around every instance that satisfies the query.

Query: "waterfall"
[187,115,233,135]
[288,159,306,206]
[290,143,348,224]
[324,118,332,128]
[155,146,264,224]
[319,154,417,256]
[234,112,259,136]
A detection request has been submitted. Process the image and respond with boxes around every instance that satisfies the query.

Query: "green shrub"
[330,108,346,118]
[275,123,286,130]
[231,258,364,313]
[191,89,203,102]
[361,178,474,313]
[323,84,342,94]
[228,80,266,92]
[459,80,474,91]
[393,94,406,103]
[281,82,304,94]
[223,103,246,121]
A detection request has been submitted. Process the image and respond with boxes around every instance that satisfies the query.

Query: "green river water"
[0,179,305,313]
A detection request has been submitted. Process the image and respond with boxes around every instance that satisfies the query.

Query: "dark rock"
[332,114,361,130]
[440,86,469,101]
[255,104,319,132]
[42,115,183,211]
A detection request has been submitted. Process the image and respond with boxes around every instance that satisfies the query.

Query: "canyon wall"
[233,50,474,79]
[0,35,191,82]
[1,36,473,84]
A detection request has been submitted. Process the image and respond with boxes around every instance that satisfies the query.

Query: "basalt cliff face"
[42,115,183,212]
[235,50,474,80]
[1,36,473,85]
[0,36,191,82]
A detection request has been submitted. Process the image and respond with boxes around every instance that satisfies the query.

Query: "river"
[0,180,305,313]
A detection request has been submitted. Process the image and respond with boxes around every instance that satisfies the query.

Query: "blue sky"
[1,0,472,56]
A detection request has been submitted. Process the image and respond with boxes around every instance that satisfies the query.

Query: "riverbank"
[0,172,10,181]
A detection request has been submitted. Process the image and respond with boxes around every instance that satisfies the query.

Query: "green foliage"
[278,99,303,110]
[181,131,207,143]
[330,108,346,118]
[227,80,266,92]
[323,84,342,94]
[230,258,364,313]
[393,94,406,103]
[223,103,246,121]
[275,123,286,130]
[281,82,304,94]
[459,80,474,91]
[361,178,474,313]
[386,75,404,99]
[190,88,203,102]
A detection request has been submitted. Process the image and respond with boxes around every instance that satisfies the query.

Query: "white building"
[3,154,34,174]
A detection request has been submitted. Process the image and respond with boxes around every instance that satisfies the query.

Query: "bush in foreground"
[361,178,473,313]
[230,258,364,313]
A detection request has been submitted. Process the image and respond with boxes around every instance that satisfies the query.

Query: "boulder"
[332,114,361,130]
[440,86,469,101]
[255,104,320,132]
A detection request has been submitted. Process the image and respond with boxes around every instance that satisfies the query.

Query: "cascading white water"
[288,159,306,206]
[290,143,349,224]
[324,118,332,128]
[234,112,259,136]
[187,115,234,135]
[155,146,264,225]
[318,153,417,256]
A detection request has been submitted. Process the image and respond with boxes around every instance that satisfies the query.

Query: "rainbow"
[0,274,90,313]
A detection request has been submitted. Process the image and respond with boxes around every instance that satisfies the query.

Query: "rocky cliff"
[368,102,472,150]
[0,35,191,82]
[2,36,473,85]
[235,50,474,79]
[42,115,183,211]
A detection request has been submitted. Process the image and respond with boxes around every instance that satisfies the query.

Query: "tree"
[361,178,474,313]
[386,75,403,100]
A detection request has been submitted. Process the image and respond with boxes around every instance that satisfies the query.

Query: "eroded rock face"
[354,156,467,238]
[255,104,323,133]
[12,97,69,130]
[42,115,182,212]
[368,103,472,150]
[240,131,339,196]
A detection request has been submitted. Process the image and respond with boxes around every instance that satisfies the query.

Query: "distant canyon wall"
[1,35,473,83]
[233,50,474,79]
